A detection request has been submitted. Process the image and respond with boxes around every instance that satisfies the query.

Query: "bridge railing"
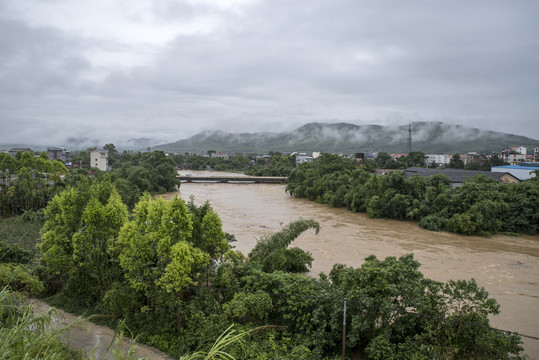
[177,176,287,184]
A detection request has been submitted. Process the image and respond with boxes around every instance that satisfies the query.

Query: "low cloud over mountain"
[153,121,539,154]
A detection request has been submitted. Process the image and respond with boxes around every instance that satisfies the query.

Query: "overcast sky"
[1,0,538,148]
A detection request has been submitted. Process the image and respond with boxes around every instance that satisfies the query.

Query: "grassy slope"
[0,217,42,255]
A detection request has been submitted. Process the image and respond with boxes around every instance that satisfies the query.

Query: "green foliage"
[171,152,296,176]
[0,216,43,264]
[223,292,273,322]
[286,156,538,235]
[0,286,145,360]
[0,241,33,264]
[186,198,229,259]
[108,150,180,208]
[106,195,231,340]
[173,153,252,172]
[326,255,526,359]
[103,143,118,166]
[118,196,206,297]
[112,178,140,210]
[447,213,479,235]
[248,220,319,273]
[375,152,403,169]
[245,153,296,177]
[404,279,526,359]
[180,325,274,360]
[417,214,447,231]
[239,268,328,349]
[0,288,82,359]
[402,151,427,167]
[40,178,128,303]
[0,264,44,296]
[0,152,69,216]
[448,153,465,169]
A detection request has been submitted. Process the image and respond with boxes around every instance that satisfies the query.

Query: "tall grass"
[0,216,42,255]
[0,287,142,360]
[0,287,85,359]
[181,325,273,360]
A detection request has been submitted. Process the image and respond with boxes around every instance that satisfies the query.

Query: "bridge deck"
[177,176,287,184]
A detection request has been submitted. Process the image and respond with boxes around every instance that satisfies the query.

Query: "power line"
[192,285,539,341]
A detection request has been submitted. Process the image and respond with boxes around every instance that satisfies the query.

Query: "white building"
[211,152,229,159]
[425,154,451,166]
[296,154,314,165]
[90,149,108,171]
[504,146,527,155]
[502,146,527,164]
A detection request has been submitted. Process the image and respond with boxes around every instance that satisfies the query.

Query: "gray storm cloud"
[0,0,538,147]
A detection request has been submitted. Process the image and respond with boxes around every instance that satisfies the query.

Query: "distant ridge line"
[153,121,539,155]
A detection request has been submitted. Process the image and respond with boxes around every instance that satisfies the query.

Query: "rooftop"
[492,163,539,170]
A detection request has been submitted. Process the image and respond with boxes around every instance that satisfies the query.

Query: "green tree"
[327,254,525,359]
[248,220,319,273]
[186,199,229,259]
[40,179,127,302]
[0,152,69,216]
[448,153,465,169]
[69,191,128,300]
[103,143,118,157]
[116,195,227,319]
[103,143,119,166]
[402,151,427,167]
[375,152,398,169]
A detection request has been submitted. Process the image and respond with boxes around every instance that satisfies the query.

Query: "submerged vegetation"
[286,153,539,236]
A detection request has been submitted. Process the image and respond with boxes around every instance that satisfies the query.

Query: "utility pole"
[342,298,347,360]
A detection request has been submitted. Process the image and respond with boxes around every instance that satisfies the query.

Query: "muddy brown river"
[165,170,539,357]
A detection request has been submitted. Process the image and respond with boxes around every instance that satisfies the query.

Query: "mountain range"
[153,122,539,155]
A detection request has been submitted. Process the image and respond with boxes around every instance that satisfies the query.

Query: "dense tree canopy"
[170,152,296,177]
[287,153,538,236]
[0,152,69,216]
[40,179,127,301]
[117,195,211,302]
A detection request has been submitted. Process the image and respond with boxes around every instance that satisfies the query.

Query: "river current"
[163,171,539,357]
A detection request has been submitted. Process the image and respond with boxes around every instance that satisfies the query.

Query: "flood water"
[165,170,539,357]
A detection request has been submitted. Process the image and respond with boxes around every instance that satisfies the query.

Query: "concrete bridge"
[177,175,287,184]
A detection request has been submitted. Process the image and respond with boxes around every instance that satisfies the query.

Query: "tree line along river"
[163,170,539,357]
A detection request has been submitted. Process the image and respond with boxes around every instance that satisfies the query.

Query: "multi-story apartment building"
[501,146,527,164]
[90,149,108,171]
[47,147,70,163]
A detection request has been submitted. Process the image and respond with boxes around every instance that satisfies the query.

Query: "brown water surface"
[166,170,539,357]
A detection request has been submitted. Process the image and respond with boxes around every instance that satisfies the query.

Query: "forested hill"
[153,122,538,154]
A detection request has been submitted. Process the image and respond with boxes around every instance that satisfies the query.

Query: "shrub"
[418,214,448,232]
[0,264,44,296]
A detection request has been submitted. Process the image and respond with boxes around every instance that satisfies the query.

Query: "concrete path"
[29,299,176,360]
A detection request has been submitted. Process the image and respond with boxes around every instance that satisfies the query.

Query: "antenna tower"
[407,124,412,153]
